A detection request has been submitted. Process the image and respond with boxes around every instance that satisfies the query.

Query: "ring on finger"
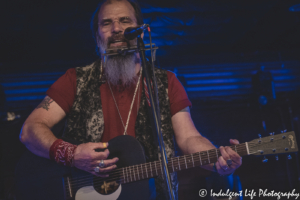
[99,159,105,168]
[94,166,100,173]
[226,159,232,166]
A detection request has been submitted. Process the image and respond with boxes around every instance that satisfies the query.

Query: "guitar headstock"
[247,131,298,156]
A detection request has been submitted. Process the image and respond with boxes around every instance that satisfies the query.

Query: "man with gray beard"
[99,32,139,87]
[19,0,242,199]
[104,52,138,87]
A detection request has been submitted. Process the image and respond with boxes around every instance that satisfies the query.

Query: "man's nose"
[111,21,123,33]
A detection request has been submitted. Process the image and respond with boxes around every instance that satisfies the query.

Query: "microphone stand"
[137,35,175,200]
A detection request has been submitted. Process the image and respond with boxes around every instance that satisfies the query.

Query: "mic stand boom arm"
[137,35,175,200]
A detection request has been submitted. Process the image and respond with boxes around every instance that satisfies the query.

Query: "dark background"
[1,0,300,199]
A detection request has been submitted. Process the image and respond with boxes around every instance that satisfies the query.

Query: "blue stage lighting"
[289,4,300,12]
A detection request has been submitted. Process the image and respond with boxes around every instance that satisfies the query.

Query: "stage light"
[289,4,300,12]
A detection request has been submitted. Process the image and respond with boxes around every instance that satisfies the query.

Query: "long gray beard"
[104,54,138,86]
[99,35,138,87]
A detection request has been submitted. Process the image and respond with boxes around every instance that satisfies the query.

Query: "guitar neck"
[120,143,248,184]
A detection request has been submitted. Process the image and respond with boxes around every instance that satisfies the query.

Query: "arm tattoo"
[36,97,54,111]
[179,107,190,113]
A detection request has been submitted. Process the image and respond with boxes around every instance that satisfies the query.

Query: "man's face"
[97,0,138,53]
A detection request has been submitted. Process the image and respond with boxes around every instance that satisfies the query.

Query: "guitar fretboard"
[120,143,248,184]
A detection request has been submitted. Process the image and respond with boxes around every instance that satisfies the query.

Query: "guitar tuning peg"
[281,130,287,133]
[258,134,261,138]
[275,156,279,161]
[262,156,268,163]
[287,155,292,160]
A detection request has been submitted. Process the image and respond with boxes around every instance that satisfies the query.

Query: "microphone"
[124,24,148,40]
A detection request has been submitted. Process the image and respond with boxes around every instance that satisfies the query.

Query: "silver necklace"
[107,68,142,135]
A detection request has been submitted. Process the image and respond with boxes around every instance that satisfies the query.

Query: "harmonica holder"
[103,43,158,61]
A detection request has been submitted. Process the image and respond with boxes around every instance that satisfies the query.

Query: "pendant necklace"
[107,68,142,135]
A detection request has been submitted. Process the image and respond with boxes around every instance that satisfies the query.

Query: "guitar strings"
[67,144,247,186]
[65,148,259,194]
[67,143,265,187]
[66,144,249,187]
[68,146,261,188]
[82,143,247,179]
[66,147,247,190]
[66,139,284,188]
[66,150,262,191]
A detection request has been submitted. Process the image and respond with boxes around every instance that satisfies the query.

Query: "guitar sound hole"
[93,176,121,195]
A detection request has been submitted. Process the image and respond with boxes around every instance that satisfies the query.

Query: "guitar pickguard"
[75,185,122,200]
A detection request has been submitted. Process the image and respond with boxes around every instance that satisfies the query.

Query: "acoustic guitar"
[15,131,298,200]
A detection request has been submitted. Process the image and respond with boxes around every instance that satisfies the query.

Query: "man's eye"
[121,19,132,24]
[102,22,111,26]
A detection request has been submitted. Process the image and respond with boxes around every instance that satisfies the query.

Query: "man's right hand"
[73,142,119,177]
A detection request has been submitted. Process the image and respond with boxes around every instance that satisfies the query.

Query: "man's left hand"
[215,139,242,175]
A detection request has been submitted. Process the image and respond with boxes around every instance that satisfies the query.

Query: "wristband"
[49,139,77,167]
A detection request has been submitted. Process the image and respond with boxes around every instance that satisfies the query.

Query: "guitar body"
[15,135,151,200]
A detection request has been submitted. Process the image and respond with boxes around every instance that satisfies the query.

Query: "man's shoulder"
[73,60,102,82]
[154,67,176,79]
[75,60,101,73]
[153,67,169,76]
